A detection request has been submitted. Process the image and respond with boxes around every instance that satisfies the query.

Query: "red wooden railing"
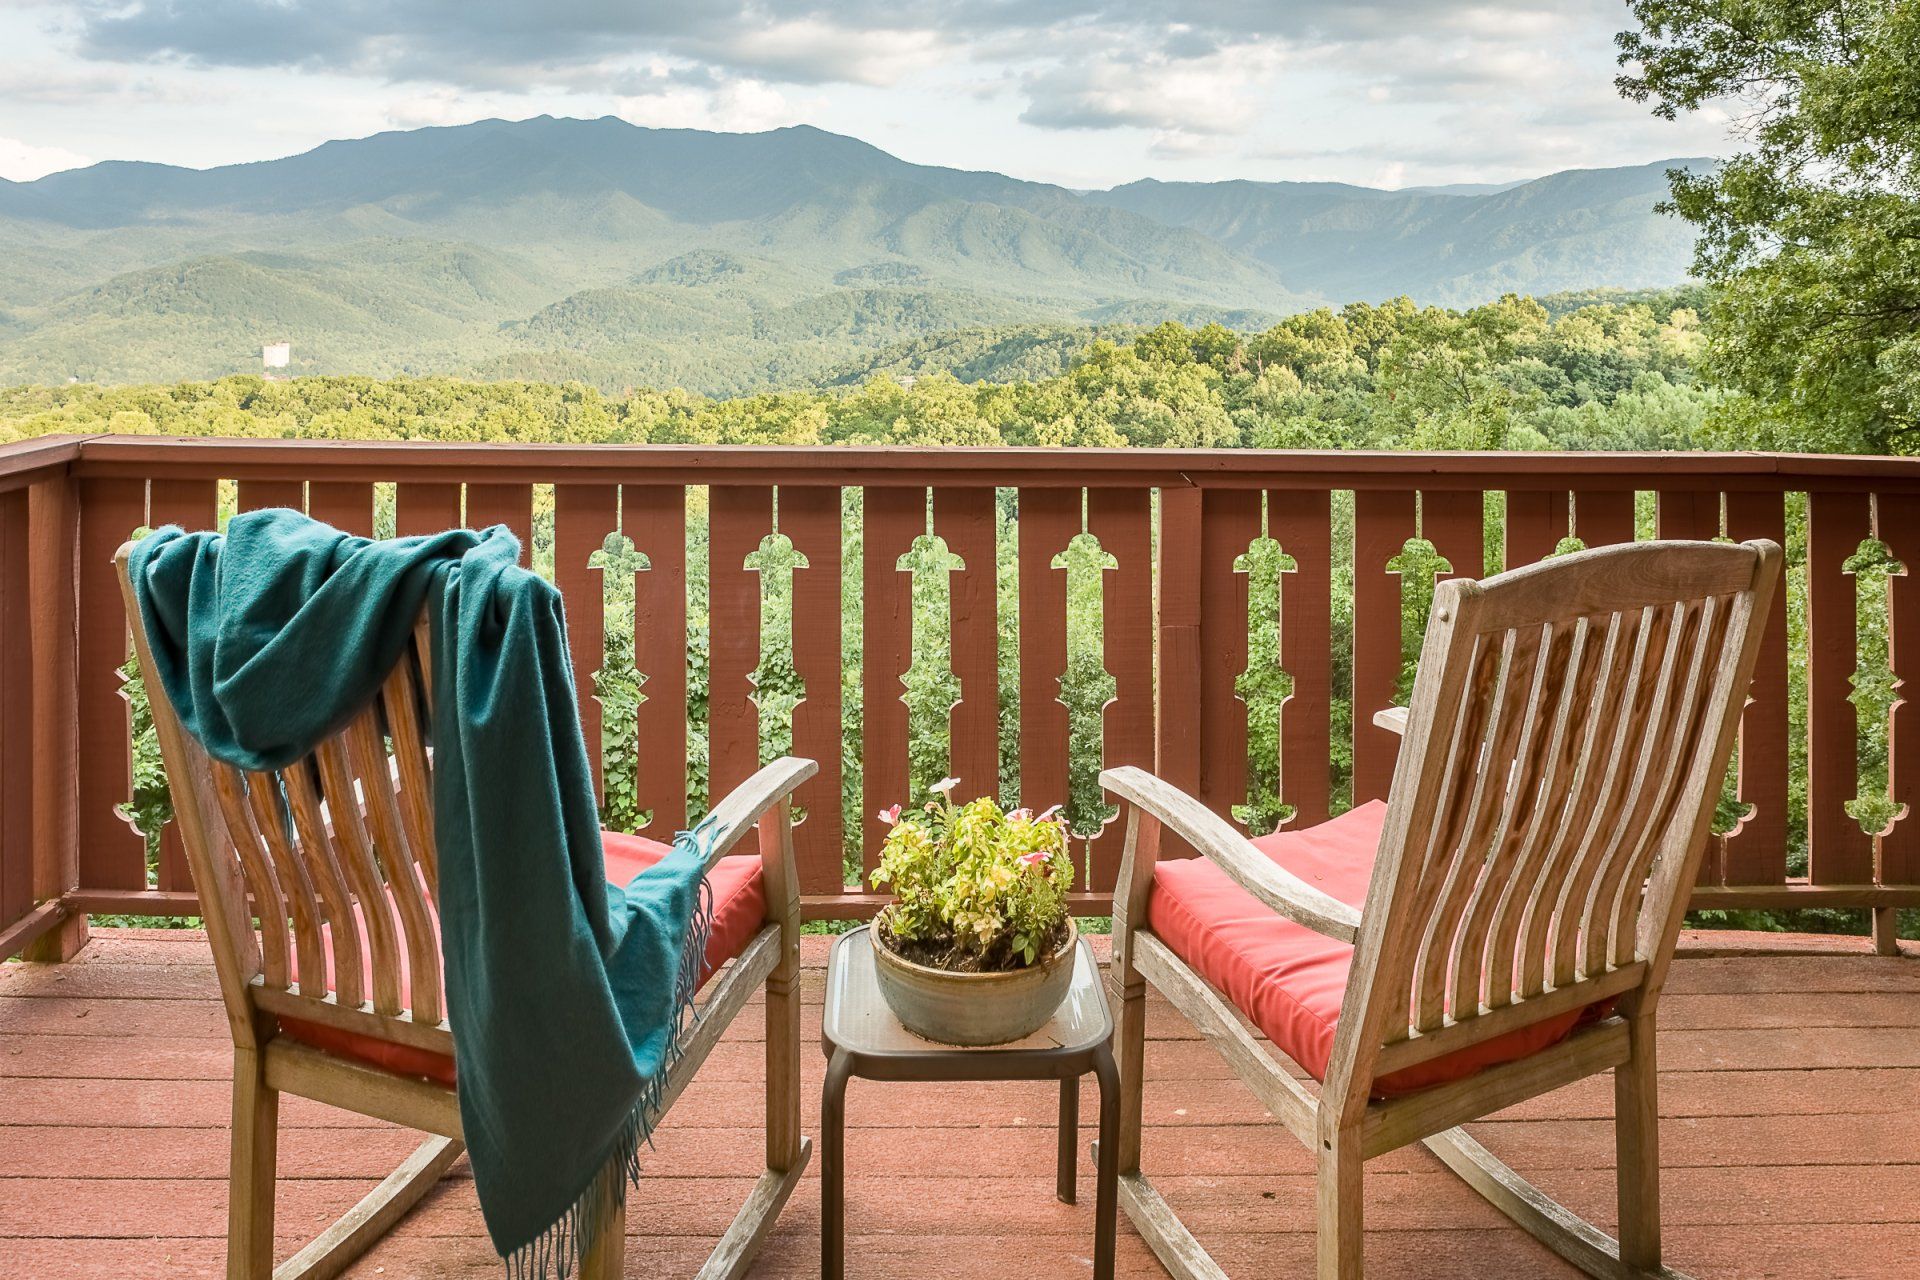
[1,437,1916,959]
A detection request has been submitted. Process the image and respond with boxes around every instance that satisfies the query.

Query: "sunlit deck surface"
[3,929,1916,1279]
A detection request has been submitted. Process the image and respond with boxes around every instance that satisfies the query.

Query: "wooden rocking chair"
[116,543,816,1280]
[1102,538,1781,1279]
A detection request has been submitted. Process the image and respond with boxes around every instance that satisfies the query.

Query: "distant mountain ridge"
[0,116,1703,392]
[1086,159,1708,306]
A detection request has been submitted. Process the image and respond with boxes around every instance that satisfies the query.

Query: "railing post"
[1156,487,1202,837]
[1720,490,1790,888]
[1271,490,1333,829]
[1807,492,1877,892]
[1874,489,1920,955]
[24,469,86,961]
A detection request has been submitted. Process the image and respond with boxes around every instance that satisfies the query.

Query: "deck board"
[2,930,1916,1279]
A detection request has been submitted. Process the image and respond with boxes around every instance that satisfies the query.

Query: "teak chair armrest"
[700,756,819,871]
[1372,707,1409,737]
[1099,766,1361,944]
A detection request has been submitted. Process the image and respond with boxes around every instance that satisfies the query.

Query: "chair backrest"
[115,545,447,1054]
[1328,538,1781,1105]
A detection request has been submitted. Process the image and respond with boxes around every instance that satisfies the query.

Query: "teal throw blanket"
[128,510,714,1278]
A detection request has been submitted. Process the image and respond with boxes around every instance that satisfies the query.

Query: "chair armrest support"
[700,757,819,873]
[1373,707,1409,737]
[1099,766,1362,944]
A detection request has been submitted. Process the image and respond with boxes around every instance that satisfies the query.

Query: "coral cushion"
[276,830,767,1086]
[1145,800,1597,1098]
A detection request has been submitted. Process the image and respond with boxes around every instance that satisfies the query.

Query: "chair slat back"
[1333,539,1779,1101]
[115,546,445,1050]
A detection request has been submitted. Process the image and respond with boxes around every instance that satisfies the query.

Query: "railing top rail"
[0,435,88,494]
[58,436,1920,491]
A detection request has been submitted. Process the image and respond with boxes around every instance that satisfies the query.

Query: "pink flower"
[876,804,902,826]
[1037,804,1065,824]
[929,776,961,797]
[1018,850,1050,868]
[1008,807,1034,822]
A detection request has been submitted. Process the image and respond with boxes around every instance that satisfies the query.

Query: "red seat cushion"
[601,831,770,991]
[277,831,768,1085]
[1146,800,1597,1098]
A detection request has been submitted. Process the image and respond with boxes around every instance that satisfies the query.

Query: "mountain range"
[0,115,1706,394]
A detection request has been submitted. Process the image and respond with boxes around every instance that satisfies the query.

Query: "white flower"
[929,776,961,797]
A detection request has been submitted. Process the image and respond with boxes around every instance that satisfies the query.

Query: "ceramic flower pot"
[871,917,1078,1046]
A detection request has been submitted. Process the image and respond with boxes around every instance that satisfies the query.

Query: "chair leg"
[694,912,812,1280]
[1615,1015,1662,1272]
[228,1046,279,1280]
[1108,934,1148,1176]
[1105,913,1233,1280]
[580,1199,627,1280]
[764,956,804,1173]
[1315,1130,1364,1280]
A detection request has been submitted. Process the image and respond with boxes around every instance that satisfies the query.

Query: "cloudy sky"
[0,1,1730,188]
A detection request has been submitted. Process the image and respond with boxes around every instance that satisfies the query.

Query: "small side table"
[820,926,1118,1280]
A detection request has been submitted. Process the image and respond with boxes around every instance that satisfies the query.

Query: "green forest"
[0,289,1734,453]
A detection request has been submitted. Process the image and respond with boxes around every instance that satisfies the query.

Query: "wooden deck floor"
[3,929,1917,1279]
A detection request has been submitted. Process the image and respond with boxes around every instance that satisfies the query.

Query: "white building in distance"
[262,341,291,372]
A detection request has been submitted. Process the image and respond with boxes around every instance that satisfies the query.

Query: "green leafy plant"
[871,778,1075,969]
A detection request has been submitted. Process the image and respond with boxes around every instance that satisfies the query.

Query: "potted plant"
[868,777,1079,1045]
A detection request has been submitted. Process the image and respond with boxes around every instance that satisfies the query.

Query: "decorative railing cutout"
[897,530,963,802]
[530,483,557,580]
[590,529,650,833]
[372,482,397,540]
[745,528,809,825]
[1845,531,1903,838]
[1234,529,1297,835]
[116,646,169,887]
[1055,528,1118,841]
[1386,534,1452,708]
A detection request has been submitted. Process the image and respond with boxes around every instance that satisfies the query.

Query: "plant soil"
[875,913,1071,973]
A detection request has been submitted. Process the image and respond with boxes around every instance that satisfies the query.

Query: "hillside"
[1087,160,1706,307]
[0,116,1703,392]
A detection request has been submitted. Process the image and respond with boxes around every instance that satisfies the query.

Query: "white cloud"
[0,135,90,179]
[0,61,223,107]
[382,89,469,129]
[1371,161,1408,188]
[692,21,946,87]
[1020,39,1287,135]
[616,79,812,134]
[1148,130,1231,160]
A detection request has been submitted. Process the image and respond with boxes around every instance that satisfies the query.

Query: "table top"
[822,926,1112,1070]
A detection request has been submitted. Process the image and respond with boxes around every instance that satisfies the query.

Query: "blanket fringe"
[504,816,724,1280]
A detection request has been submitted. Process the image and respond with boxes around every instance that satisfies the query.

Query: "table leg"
[1057,1076,1078,1204]
[1092,1044,1120,1280]
[822,1048,853,1280]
